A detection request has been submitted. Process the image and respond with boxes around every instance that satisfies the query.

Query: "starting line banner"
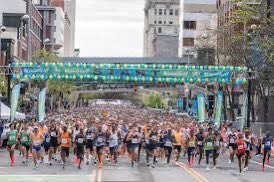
[11,63,248,84]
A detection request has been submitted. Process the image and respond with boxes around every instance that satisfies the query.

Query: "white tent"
[0,102,25,120]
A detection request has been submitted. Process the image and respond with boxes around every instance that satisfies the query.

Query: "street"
[0,150,273,182]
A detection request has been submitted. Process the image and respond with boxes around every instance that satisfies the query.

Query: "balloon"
[24,75,28,79]
[157,78,162,82]
[52,63,56,67]
[222,66,226,71]
[182,78,185,82]
[72,75,76,80]
[80,75,84,80]
[192,66,195,70]
[208,66,212,70]
[29,62,33,67]
[215,66,219,71]
[149,77,153,82]
[243,78,247,84]
[87,75,91,79]
[205,78,209,82]
[166,78,170,82]
[65,75,69,80]
[126,76,130,81]
[68,63,72,68]
[49,75,53,80]
[31,75,36,80]
[134,77,138,82]
[169,65,173,69]
[178,65,182,70]
[40,75,45,80]
[200,66,203,70]
[142,77,145,82]
[16,74,21,80]
[152,64,156,69]
[174,78,178,83]
[144,64,148,69]
[197,78,201,83]
[185,65,188,70]
[60,63,64,67]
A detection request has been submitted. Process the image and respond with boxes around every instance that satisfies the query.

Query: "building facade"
[49,0,76,56]
[143,0,180,57]
[0,0,43,64]
[179,0,217,64]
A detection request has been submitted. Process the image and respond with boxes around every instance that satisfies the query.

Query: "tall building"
[0,0,43,63]
[143,0,180,58]
[49,0,76,57]
[178,0,217,64]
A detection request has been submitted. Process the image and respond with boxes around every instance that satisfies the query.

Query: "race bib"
[132,138,138,144]
[207,142,213,147]
[151,136,157,140]
[33,140,41,146]
[87,135,93,140]
[46,137,50,143]
[189,141,195,147]
[165,141,172,147]
[97,137,103,143]
[9,136,16,141]
[78,138,84,144]
[51,132,56,137]
[62,139,68,144]
[197,141,203,145]
[265,141,271,146]
[22,136,28,142]
[238,145,244,150]
[230,138,235,144]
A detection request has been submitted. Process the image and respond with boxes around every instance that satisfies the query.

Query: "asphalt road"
[0,149,273,182]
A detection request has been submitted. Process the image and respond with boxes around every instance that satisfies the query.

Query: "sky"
[75,0,145,57]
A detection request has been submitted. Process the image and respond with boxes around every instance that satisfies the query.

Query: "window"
[169,21,173,25]
[175,9,179,16]
[169,9,173,15]
[183,21,196,30]
[154,9,157,15]
[158,27,162,33]
[154,21,157,24]
[164,9,167,15]
[164,21,166,24]
[159,9,162,15]
[159,21,162,24]
[183,38,194,46]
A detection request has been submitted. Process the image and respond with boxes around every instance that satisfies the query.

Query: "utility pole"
[26,0,32,63]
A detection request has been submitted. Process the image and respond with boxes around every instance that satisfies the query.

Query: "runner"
[94,125,106,168]
[85,121,95,165]
[127,127,141,167]
[186,129,196,167]
[173,127,183,162]
[108,124,120,166]
[262,131,273,171]
[20,125,31,164]
[195,127,204,165]
[30,126,44,168]
[228,128,237,163]
[204,127,216,170]
[6,124,18,166]
[235,133,247,175]
[163,128,173,165]
[60,125,71,169]
[75,127,85,169]
[48,123,59,165]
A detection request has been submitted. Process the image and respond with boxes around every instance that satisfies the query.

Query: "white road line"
[97,169,102,182]
[90,169,96,182]
[251,160,274,169]
[0,175,93,177]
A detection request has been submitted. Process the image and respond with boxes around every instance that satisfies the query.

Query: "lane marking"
[177,162,209,182]
[175,162,205,182]
[0,175,93,177]
[97,168,102,182]
[251,160,274,169]
[91,169,96,182]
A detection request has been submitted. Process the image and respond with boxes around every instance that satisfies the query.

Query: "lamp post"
[0,26,7,64]
[201,32,209,64]
[43,38,50,50]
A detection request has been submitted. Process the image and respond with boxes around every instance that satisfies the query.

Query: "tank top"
[7,130,17,145]
[188,136,196,148]
[109,131,119,147]
[21,131,30,145]
[205,135,214,151]
[96,132,105,147]
[60,131,71,147]
[174,132,182,146]
[228,133,237,144]
[236,140,246,155]
[86,128,94,141]
[31,133,43,146]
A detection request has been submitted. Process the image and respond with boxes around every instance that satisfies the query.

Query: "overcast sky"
[75,0,145,57]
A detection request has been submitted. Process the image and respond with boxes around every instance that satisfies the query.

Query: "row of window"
[183,21,196,30]
[154,21,173,25]
[153,27,178,34]
[154,9,179,16]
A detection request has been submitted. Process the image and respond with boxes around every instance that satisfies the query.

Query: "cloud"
[75,0,145,57]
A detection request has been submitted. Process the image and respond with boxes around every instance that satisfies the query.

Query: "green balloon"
[29,62,33,67]
[215,66,219,71]
[60,63,64,67]
[72,75,76,80]
[208,66,212,70]
[16,74,20,79]
[94,76,98,80]
[166,78,170,82]
[52,63,56,67]
[158,78,162,82]
[161,65,165,69]
[45,63,49,67]
[182,78,185,82]
[189,78,193,83]
[57,75,61,80]
[76,63,80,68]
[192,66,195,70]
[126,76,130,81]
[68,63,72,67]
[49,75,53,80]
[40,75,44,80]
[24,75,28,79]
[197,78,201,83]
[149,77,153,82]
[200,66,203,70]
[174,78,178,83]
[110,76,114,80]
[32,75,36,80]
[65,75,69,80]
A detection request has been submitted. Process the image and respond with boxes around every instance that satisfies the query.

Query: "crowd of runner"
[0,101,273,175]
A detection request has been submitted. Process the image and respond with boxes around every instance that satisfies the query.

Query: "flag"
[197,92,205,122]
[214,91,223,128]
[10,84,21,121]
[241,91,248,130]
[38,88,47,122]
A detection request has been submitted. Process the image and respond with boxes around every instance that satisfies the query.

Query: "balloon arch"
[10,63,248,85]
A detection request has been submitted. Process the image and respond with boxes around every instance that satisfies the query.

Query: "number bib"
[207,142,213,147]
[132,138,138,144]
[9,136,16,141]
[46,137,50,143]
[97,137,103,143]
[22,136,28,142]
[165,141,172,147]
[33,140,41,146]
[51,132,56,137]
[77,138,84,144]
[238,145,244,150]
[62,139,68,144]
[87,135,93,140]
[230,138,235,144]
[197,141,203,146]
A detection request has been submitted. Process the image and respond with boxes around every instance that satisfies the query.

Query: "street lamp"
[43,38,50,50]
[0,26,7,63]
[185,48,191,65]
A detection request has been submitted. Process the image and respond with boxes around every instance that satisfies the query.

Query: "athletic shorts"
[174,145,182,153]
[22,144,30,151]
[44,145,50,152]
[61,147,70,157]
[96,145,104,154]
[32,145,41,152]
[50,140,58,148]
[76,147,84,158]
[110,145,118,154]
[7,144,16,150]
[128,144,139,152]
[228,143,237,150]
[187,147,196,155]
[86,140,94,150]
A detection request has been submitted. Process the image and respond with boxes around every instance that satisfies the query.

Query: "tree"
[215,0,274,125]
